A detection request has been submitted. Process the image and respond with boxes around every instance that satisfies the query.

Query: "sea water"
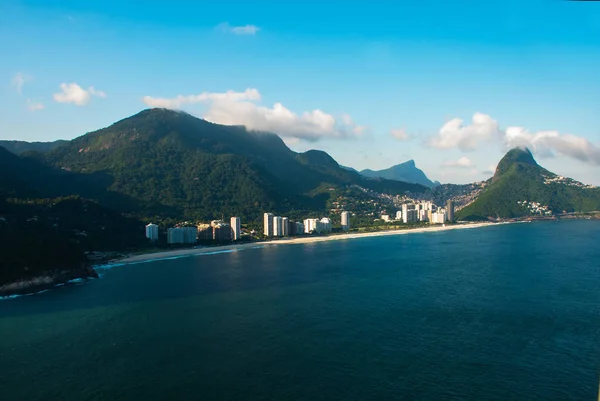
[1,221,600,400]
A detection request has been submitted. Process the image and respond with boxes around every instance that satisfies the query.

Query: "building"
[197,223,213,241]
[341,211,350,231]
[319,217,332,233]
[282,217,289,236]
[381,214,391,222]
[296,221,304,235]
[446,200,455,222]
[211,220,232,242]
[395,211,402,221]
[431,209,447,224]
[263,213,274,237]
[405,209,418,223]
[167,227,198,244]
[402,204,416,224]
[304,218,320,234]
[273,216,283,237]
[230,217,241,241]
[419,209,429,222]
[145,223,159,242]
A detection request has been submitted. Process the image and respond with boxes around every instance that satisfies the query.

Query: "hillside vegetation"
[457,148,600,220]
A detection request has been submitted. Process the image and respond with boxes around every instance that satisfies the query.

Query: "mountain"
[0,147,146,294]
[456,147,600,220]
[0,139,67,155]
[43,108,427,221]
[360,160,439,188]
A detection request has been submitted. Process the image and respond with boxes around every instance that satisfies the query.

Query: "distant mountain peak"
[360,159,436,188]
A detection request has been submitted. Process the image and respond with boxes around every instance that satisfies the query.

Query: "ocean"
[1,221,600,400]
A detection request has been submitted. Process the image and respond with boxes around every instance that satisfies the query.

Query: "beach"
[114,222,500,265]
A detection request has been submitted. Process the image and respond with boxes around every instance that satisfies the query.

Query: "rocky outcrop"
[0,264,98,297]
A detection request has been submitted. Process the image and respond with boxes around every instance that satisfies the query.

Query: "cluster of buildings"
[145,216,243,244]
[517,200,552,216]
[382,200,455,224]
[263,211,350,237]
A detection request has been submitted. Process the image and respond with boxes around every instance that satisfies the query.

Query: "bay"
[2,221,600,400]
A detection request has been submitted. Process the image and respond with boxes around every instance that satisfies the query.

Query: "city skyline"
[1,1,599,185]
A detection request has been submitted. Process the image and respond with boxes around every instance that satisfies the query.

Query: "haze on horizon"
[1,0,599,185]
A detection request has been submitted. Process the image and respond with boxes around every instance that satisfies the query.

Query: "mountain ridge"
[359,160,439,188]
[456,147,600,220]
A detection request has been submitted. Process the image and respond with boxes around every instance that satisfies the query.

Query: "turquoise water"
[2,221,600,400]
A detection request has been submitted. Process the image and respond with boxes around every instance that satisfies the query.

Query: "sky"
[2,0,600,185]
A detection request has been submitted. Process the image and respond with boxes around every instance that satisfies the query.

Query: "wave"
[0,277,88,301]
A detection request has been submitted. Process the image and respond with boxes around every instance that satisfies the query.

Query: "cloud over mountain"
[142,88,365,142]
[428,112,600,166]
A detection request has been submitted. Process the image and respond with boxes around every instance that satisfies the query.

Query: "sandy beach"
[113,222,501,265]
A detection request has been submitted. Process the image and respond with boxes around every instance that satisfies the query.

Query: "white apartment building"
[341,211,350,231]
[395,211,402,221]
[431,209,447,224]
[230,216,241,241]
[145,223,159,242]
[263,213,274,237]
[381,214,391,222]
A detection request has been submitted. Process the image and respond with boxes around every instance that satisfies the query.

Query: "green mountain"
[43,108,426,221]
[0,139,67,155]
[360,160,440,188]
[456,147,600,220]
[0,146,146,293]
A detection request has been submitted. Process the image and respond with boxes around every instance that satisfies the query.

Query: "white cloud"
[143,88,260,109]
[11,72,31,94]
[53,83,106,106]
[428,112,600,166]
[504,127,600,165]
[26,99,44,112]
[218,22,260,35]
[427,112,501,151]
[142,88,364,142]
[442,156,475,168]
[88,86,107,98]
[390,128,410,141]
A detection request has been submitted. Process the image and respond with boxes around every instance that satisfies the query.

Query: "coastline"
[0,265,98,298]
[114,222,501,265]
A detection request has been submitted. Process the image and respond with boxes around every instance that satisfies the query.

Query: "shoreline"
[113,222,502,265]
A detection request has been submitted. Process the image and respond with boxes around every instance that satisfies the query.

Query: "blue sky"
[2,0,600,184]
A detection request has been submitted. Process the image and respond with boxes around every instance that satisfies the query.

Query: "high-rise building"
[211,220,232,242]
[402,204,416,224]
[405,209,418,223]
[431,209,447,224]
[263,213,274,237]
[296,222,304,235]
[341,211,350,231]
[446,200,455,222]
[319,217,332,233]
[145,223,159,242]
[197,223,213,241]
[167,227,197,244]
[395,211,402,220]
[273,216,283,237]
[230,217,241,241]
[304,218,319,234]
[282,217,289,236]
